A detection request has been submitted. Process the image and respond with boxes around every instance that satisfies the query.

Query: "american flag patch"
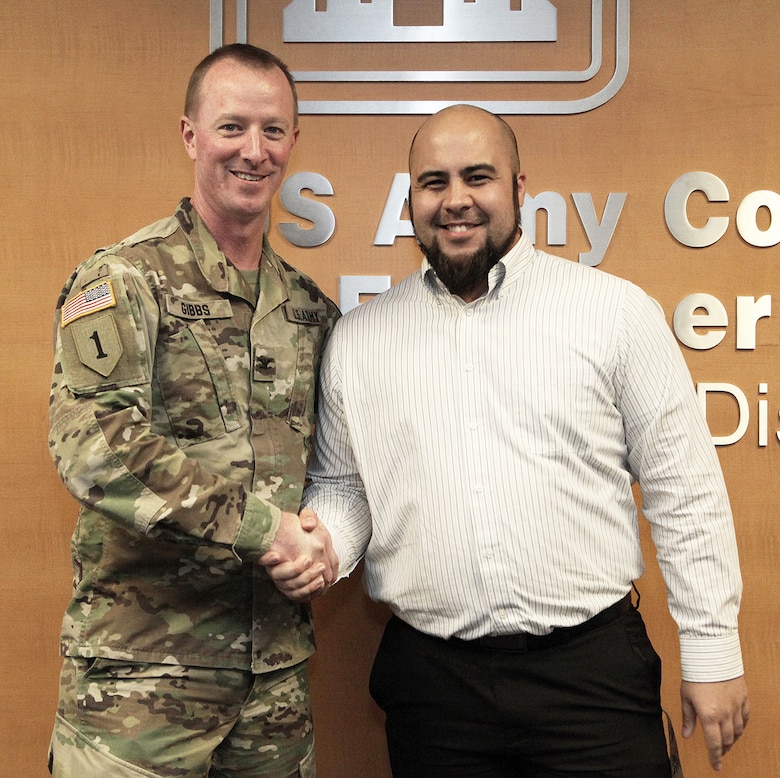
[60,280,116,327]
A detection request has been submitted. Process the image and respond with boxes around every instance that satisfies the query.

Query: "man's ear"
[516,171,527,206]
[180,116,197,161]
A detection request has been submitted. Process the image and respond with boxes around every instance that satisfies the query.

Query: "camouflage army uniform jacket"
[49,198,340,673]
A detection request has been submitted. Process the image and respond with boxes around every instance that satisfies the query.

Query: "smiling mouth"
[441,223,480,233]
[232,171,265,182]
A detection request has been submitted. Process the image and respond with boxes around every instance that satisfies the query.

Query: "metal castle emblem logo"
[283,0,558,42]
[209,0,630,115]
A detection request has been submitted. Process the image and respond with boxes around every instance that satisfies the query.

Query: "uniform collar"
[175,198,291,306]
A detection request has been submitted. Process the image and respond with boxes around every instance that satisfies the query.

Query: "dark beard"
[420,229,518,299]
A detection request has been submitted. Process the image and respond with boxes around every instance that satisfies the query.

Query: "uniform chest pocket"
[253,323,320,441]
[156,319,241,447]
[288,328,317,436]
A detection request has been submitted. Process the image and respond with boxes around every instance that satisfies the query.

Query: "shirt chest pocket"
[156,319,241,447]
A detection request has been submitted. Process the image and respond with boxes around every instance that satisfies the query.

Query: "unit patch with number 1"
[58,274,149,394]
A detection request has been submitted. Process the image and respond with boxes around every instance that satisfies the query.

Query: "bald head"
[409,105,521,178]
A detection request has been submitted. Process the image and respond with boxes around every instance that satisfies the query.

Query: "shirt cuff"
[679,632,744,682]
[232,492,281,563]
[328,528,362,581]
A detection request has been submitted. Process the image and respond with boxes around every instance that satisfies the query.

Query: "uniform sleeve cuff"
[232,493,281,563]
[679,632,744,682]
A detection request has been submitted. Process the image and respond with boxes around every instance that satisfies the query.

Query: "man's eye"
[221,124,239,132]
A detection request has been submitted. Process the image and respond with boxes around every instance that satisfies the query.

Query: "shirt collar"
[421,229,536,302]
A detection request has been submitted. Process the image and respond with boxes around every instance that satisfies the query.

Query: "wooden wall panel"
[1,2,776,775]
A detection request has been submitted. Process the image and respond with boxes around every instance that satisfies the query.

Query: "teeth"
[234,172,262,181]
[446,224,470,232]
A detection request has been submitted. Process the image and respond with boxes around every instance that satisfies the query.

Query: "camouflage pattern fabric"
[49,197,339,673]
[50,657,315,777]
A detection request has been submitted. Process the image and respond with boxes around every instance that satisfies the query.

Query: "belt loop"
[631,581,641,610]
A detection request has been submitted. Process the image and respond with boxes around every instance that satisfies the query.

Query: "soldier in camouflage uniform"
[47,44,340,777]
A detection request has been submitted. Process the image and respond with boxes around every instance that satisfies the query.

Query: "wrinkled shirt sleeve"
[617,289,743,682]
[303,326,373,578]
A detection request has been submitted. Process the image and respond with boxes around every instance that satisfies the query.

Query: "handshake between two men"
[261,508,337,602]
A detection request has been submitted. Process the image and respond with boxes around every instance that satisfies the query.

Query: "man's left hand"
[681,676,749,771]
[260,508,338,602]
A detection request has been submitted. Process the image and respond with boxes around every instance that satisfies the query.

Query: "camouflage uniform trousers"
[49,657,315,777]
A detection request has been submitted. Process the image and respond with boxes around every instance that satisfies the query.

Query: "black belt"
[456,593,633,653]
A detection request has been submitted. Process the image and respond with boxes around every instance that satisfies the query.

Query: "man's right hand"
[260,508,338,602]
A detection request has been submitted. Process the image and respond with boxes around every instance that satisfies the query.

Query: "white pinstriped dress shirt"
[304,231,743,683]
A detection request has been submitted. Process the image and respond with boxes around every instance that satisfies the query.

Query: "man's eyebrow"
[461,164,498,176]
[415,164,497,184]
[214,112,292,127]
[415,168,448,183]
[214,112,245,124]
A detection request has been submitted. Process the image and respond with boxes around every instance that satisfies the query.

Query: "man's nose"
[443,179,472,210]
[242,128,267,163]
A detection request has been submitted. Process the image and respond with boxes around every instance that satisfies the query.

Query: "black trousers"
[369,605,672,778]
